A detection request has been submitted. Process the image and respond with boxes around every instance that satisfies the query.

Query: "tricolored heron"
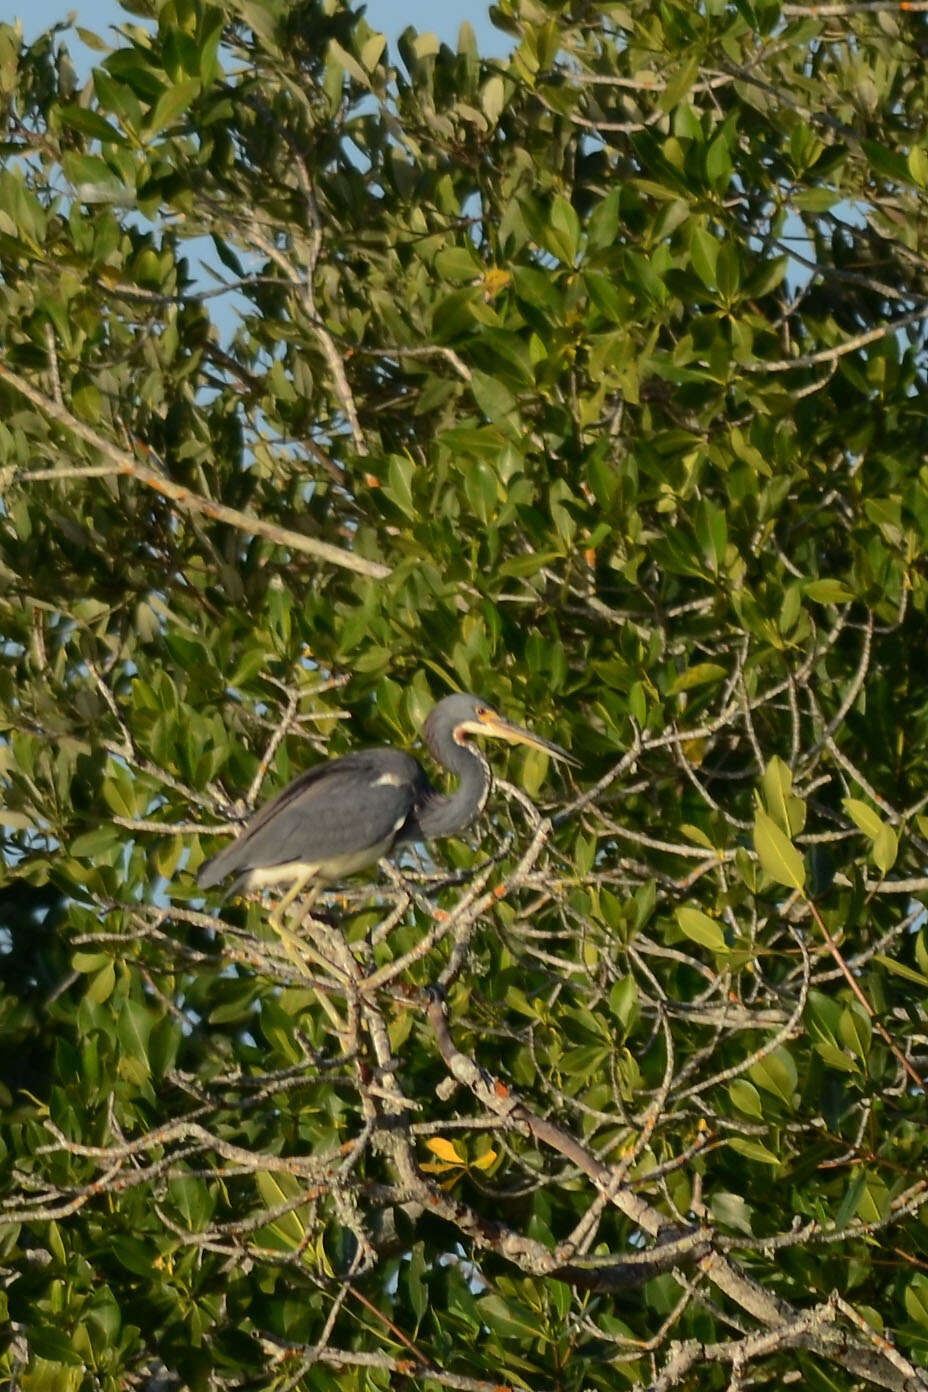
[197,693,577,921]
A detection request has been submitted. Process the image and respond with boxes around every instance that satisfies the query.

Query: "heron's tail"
[196,843,241,889]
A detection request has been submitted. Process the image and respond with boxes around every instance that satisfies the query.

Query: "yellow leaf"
[472,1148,497,1171]
[425,1137,466,1166]
[482,267,511,298]
[680,739,707,766]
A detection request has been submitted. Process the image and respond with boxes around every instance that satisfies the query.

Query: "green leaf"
[909,146,928,188]
[470,370,517,421]
[584,270,627,324]
[706,129,733,183]
[814,1040,859,1074]
[675,905,727,953]
[481,74,505,125]
[762,756,806,836]
[728,1079,763,1119]
[716,244,741,300]
[360,32,386,73]
[384,454,416,518]
[327,37,368,86]
[749,1047,798,1107]
[118,1000,153,1073]
[838,1005,871,1062]
[199,17,224,83]
[56,104,130,146]
[792,187,840,212]
[873,954,928,987]
[727,1137,782,1166]
[406,1244,428,1324]
[680,823,715,850]
[624,249,666,302]
[861,138,911,184]
[608,974,638,1031]
[745,255,788,298]
[255,1171,306,1247]
[690,225,720,290]
[101,773,137,824]
[167,1174,214,1232]
[0,169,47,246]
[753,809,805,891]
[856,1176,890,1223]
[75,25,110,50]
[918,932,928,976]
[545,194,580,264]
[905,1276,928,1328]
[70,825,122,858]
[669,662,726,694]
[660,53,700,111]
[710,1190,754,1234]
[835,1171,869,1230]
[803,579,854,604]
[587,188,621,249]
[71,376,102,423]
[842,798,884,840]
[695,497,727,572]
[86,961,116,1005]
[434,246,480,282]
[872,824,898,875]
[72,951,110,973]
[843,799,898,873]
[144,77,200,137]
[478,1293,547,1343]
[61,152,132,204]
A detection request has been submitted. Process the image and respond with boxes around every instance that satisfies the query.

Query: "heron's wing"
[197,749,427,887]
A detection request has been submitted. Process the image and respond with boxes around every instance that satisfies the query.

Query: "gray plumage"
[197,748,430,891]
[196,692,576,897]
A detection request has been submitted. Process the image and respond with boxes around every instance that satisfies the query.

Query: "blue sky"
[12,0,511,349]
[19,0,507,58]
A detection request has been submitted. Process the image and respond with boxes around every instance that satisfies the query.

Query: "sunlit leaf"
[753,809,805,891]
[424,1137,467,1166]
[676,905,728,953]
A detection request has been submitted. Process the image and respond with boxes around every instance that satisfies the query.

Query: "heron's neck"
[417,741,490,838]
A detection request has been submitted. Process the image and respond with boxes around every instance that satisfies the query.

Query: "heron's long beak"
[476,711,580,766]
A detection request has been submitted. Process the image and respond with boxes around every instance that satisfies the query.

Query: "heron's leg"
[268,873,325,973]
[269,868,318,927]
[269,875,349,1005]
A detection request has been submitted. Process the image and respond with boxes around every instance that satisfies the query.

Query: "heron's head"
[424,693,578,766]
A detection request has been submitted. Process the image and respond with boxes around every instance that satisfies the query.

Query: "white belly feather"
[238,833,399,892]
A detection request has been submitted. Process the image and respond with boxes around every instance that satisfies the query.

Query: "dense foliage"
[2,0,928,1387]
